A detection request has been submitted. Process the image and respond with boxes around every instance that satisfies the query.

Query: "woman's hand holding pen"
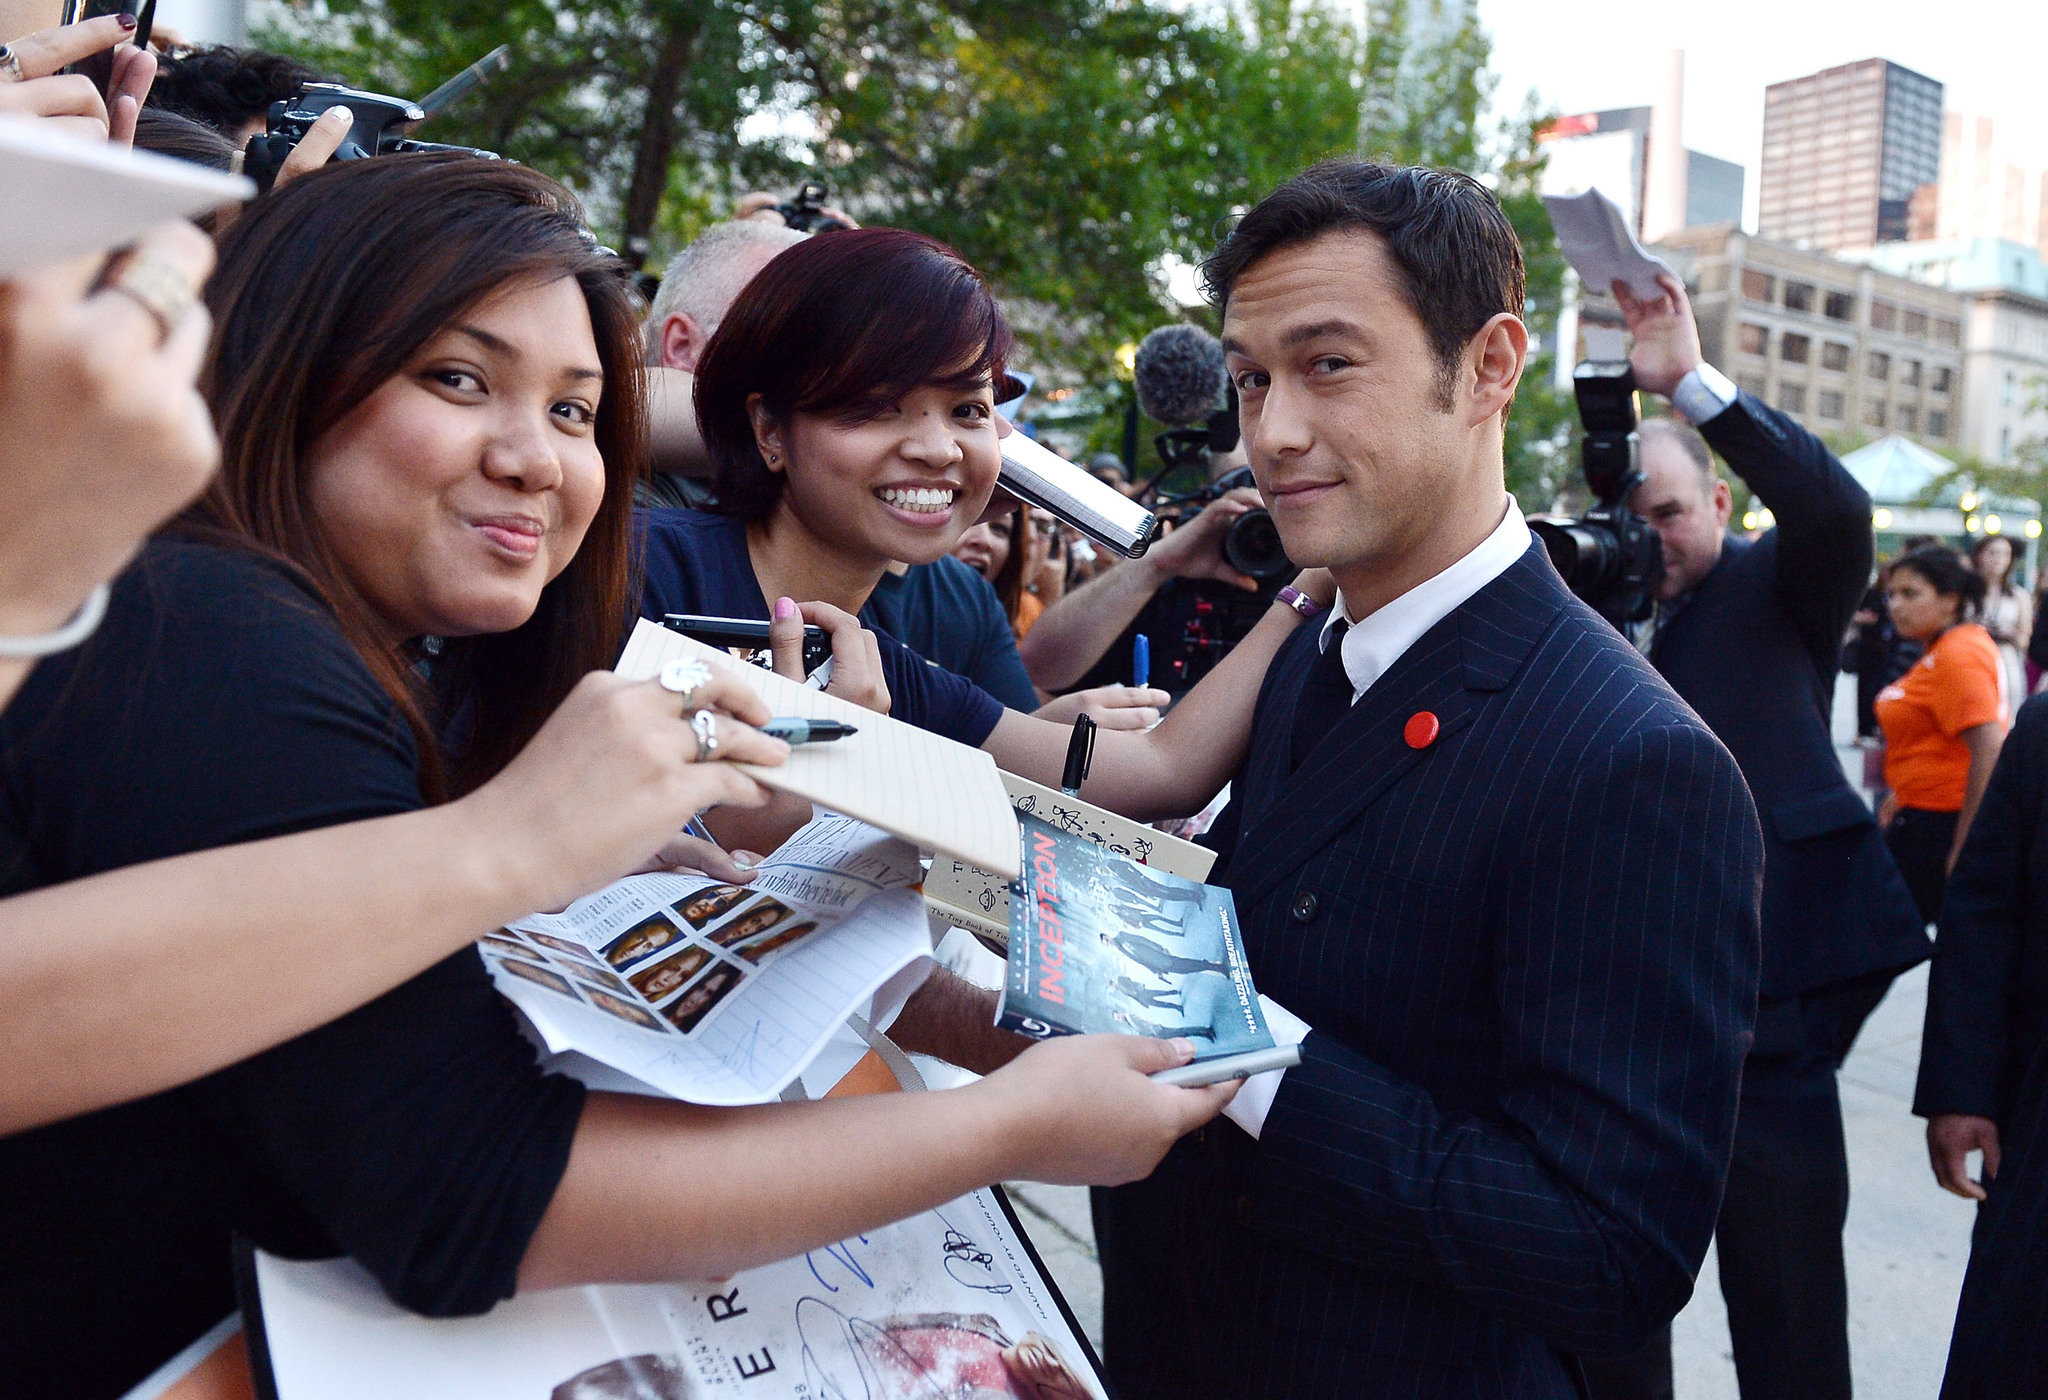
[768,596,891,714]
[458,668,787,917]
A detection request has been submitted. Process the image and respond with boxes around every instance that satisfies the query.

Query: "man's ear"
[1465,313,1529,426]
[1712,477,1734,527]
[660,312,706,373]
[746,394,787,475]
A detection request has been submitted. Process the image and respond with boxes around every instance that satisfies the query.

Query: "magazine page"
[481,815,933,1106]
[996,814,1274,1063]
[248,1187,1107,1400]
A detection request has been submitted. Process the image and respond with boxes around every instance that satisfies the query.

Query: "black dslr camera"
[776,182,853,233]
[243,82,501,194]
[1530,360,1664,631]
[1147,388,1291,582]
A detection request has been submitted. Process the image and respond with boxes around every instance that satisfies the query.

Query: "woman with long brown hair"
[0,156,1227,1399]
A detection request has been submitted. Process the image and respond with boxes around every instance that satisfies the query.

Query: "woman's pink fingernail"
[1170,1038,1196,1060]
[773,597,798,619]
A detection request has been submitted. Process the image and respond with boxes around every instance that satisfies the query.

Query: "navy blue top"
[0,540,585,1398]
[865,555,1040,713]
[636,508,1006,748]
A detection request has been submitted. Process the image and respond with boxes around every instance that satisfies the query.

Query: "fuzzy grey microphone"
[1134,324,1227,427]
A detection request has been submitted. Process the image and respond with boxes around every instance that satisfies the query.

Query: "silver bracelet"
[0,583,112,658]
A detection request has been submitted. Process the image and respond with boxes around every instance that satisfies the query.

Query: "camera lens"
[1223,509,1293,579]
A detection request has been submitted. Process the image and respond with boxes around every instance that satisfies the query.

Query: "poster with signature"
[244,1187,1105,1400]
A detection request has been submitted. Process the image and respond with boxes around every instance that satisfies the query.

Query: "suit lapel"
[1226,543,1566,913]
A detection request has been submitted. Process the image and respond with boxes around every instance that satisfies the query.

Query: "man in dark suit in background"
[1914,693,2048,1395]
[1091,161,1763,1400]
[1586,276,1931,1400]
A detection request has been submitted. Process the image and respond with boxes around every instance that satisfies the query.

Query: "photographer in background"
[1580,273,1931,1400]
[1017,486,1266,693]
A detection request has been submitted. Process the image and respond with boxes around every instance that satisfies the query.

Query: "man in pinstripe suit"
[1092,162,1764,1398]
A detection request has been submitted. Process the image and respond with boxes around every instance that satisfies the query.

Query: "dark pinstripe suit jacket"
[1095,541,1763,1400]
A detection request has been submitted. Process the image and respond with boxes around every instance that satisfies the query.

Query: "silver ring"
[106,251,198,343]
[691,709,720,761]
[659,658,713,708]
[0,46,22,83]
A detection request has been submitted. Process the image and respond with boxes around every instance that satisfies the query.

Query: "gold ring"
[107,251,198,342]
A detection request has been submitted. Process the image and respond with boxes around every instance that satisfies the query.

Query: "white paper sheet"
[617,619,1019,878]
[1541,186,1678,302]
[483,815,935,1105]
[0,116,252,277]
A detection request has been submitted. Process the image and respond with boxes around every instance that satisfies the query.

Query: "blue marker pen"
[1133,633,1150,689]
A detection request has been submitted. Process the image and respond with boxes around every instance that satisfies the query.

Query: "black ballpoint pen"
[1060,714,1096,796]
[761,717,859,745]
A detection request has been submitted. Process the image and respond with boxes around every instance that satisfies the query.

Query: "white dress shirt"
[1224,496,1531,1139]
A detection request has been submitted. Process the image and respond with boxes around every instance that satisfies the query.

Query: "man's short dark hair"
[1202,161,1525,407]
[148,45,329,137]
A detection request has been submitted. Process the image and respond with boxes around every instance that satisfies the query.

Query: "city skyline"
[1479,0,2048,233]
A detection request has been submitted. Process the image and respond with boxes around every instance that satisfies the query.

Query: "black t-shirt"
[864,556,1040,714]
[636,508,1007,746]
[0,541,585,1399]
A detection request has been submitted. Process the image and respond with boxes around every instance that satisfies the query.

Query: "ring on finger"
[691,709,720,762]
[0,45,22,83]
[659,658,713,708]
[106,251,198,343]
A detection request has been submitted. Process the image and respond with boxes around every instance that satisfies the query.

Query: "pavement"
[1004,962,1983,1395]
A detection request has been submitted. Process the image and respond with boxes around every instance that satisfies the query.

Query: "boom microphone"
[1133,324,1227,427]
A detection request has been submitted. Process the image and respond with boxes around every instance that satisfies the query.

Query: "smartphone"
[62,0,153,98]
[661,615,831,677]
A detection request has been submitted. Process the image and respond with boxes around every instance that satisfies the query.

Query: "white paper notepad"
[0,117,253,277]
[616,618,1020,877]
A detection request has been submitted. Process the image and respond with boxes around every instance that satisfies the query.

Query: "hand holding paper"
[1541,186,1678,304]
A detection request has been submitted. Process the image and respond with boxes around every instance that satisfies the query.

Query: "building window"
[1871,300,1898,331]
[1869,351,1891,380]
[2006,372,2018,406]
[1902,359,1922,387]
[1899,405,1918,433]
[1928,410,1948,437]
[1742,270,1776,303]
[1819,389,1845,419]
[2002,426,2013,458]
[1778,383,1807,413]
[1784,281,1815,313]
[1824,290,1856,321]
[1935,317,1962,346]
[1737,371,1768,398]
[1780,333,1812,364]
[1822,341,1852,371]
[1867,400,1888,428]
[1740,323,1770,356]
[1932,365,1953,393]
[1902,308,1929,337]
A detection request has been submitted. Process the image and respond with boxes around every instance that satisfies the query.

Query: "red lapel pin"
[1404,711,1440,749]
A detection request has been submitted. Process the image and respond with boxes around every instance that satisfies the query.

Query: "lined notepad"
[616,618,1020,878]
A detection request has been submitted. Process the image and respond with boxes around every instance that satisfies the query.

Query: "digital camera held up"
[1529,358,1664,633]
[243,82,501,194]
[776,182,853,233]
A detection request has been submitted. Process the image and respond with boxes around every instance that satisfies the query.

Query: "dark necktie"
[1291,621,1355,770]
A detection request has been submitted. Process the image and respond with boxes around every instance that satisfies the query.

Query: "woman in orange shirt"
[1876,545,2010,922]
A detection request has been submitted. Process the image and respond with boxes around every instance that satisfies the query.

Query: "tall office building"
[1758,59,1943,251]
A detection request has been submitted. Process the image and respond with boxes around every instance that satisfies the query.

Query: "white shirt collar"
[1318,498,1530,702]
